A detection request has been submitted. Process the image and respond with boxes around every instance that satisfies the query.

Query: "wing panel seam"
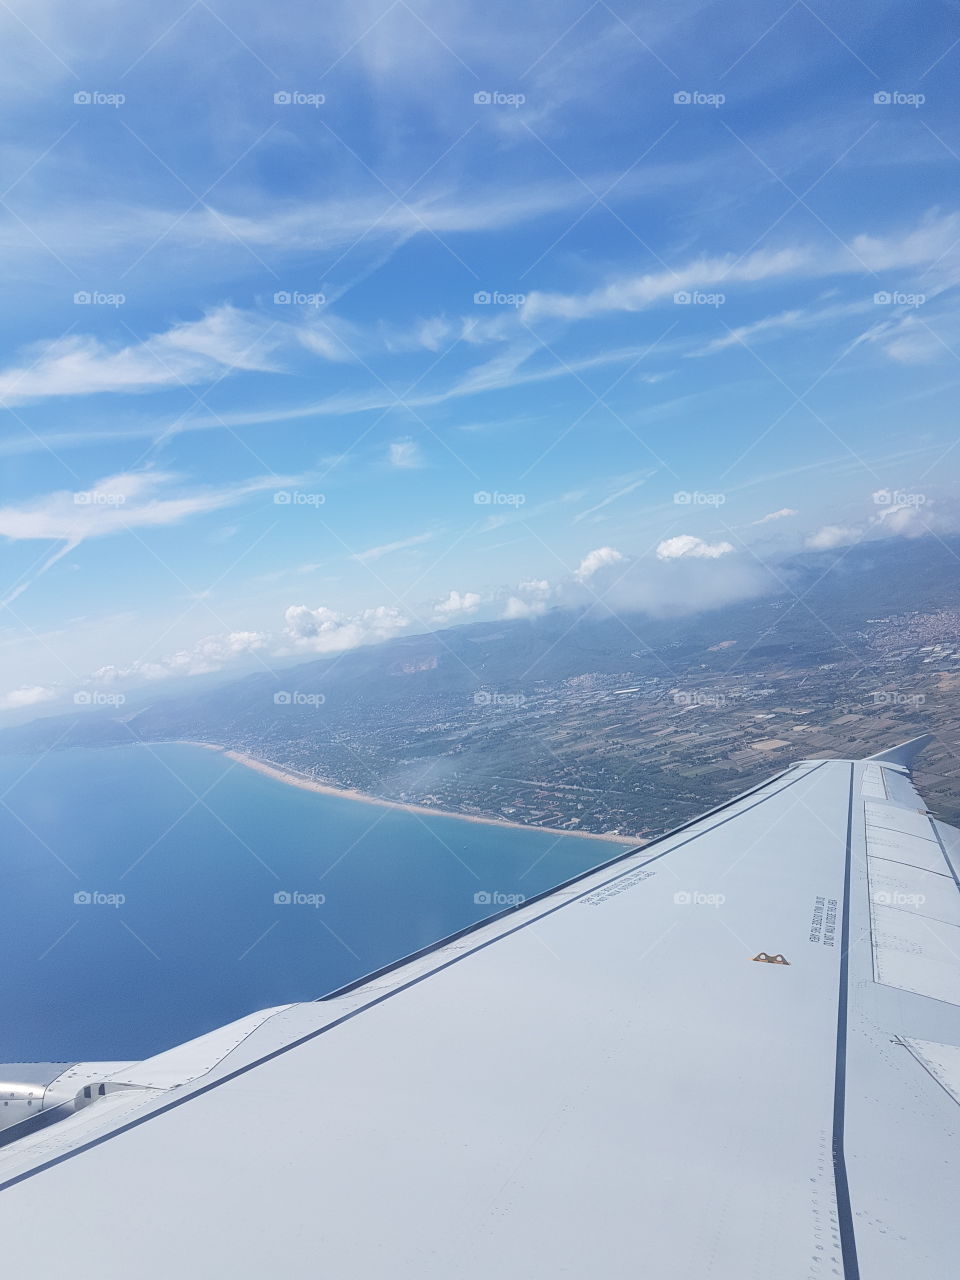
[0,760,829,1196]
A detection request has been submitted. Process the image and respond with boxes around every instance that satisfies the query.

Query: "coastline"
[166,740,637,845]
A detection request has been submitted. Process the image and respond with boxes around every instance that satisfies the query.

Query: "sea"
[0,742,632,1062]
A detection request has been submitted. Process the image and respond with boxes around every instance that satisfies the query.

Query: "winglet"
[866,733,934,770]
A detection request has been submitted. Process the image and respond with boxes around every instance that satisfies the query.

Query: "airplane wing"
[1,739,958,1278]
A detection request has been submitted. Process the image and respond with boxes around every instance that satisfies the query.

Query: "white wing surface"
[1,741,958,1278]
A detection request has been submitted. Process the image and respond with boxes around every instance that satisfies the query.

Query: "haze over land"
[6,535,960,838]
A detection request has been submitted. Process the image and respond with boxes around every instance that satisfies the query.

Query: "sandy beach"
[169,740,637,845]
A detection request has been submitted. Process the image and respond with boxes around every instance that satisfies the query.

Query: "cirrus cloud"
[0,467,310,608]
[753,508,798,525]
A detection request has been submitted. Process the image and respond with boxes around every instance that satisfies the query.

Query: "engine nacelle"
[0,1062,137,1133]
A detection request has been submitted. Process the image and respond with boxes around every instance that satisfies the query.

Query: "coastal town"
[204,605,960,840]
[5,535,960,844]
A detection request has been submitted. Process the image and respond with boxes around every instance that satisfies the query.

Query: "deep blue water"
[0,743,629,1061]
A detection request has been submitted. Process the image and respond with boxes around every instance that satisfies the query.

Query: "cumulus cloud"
[656,535,735,560]
[805,525,861,550]
[502,579,552,619]
[806,497,948,551]
[575,546,625,581]
[873,501,939,538]
[434,590,482,619]
[94,632,269,683]
[577,553,772,620]
[283,603,409,653]
[0,684,58,711]
[503,597,542,619]
[88,604,412,692]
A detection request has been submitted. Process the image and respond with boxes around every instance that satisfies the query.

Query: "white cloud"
[89,605,411,689]
[806,496,949,550]
[283,603,409,653]
[295,317,364,363]
[388,438,425,469]
[753,508,798,525]
[503,596,542,620]
[434,590,482,619]
[656,535,735,560]
[575,546,625,581]
[0,305,280,405]
[692,302,869,357]
[525,246,809,323]
[851,212,960,272]
[502,578,552,619]
[0,468,305,606]
[573,474,655,524]
[805,524,860,550]
[0,684,58,711]
[882,321,946,365]
[873,502,935,537]
[523,212,960,326]
[0,469,291,543]
[0,182,592,276]
[574,552,771,619]
[94,632,269,683]
[353,531,434,563]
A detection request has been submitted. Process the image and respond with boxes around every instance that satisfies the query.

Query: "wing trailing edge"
[866,732,934,769]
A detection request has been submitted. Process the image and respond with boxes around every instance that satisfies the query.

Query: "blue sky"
[1,0,959,712]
